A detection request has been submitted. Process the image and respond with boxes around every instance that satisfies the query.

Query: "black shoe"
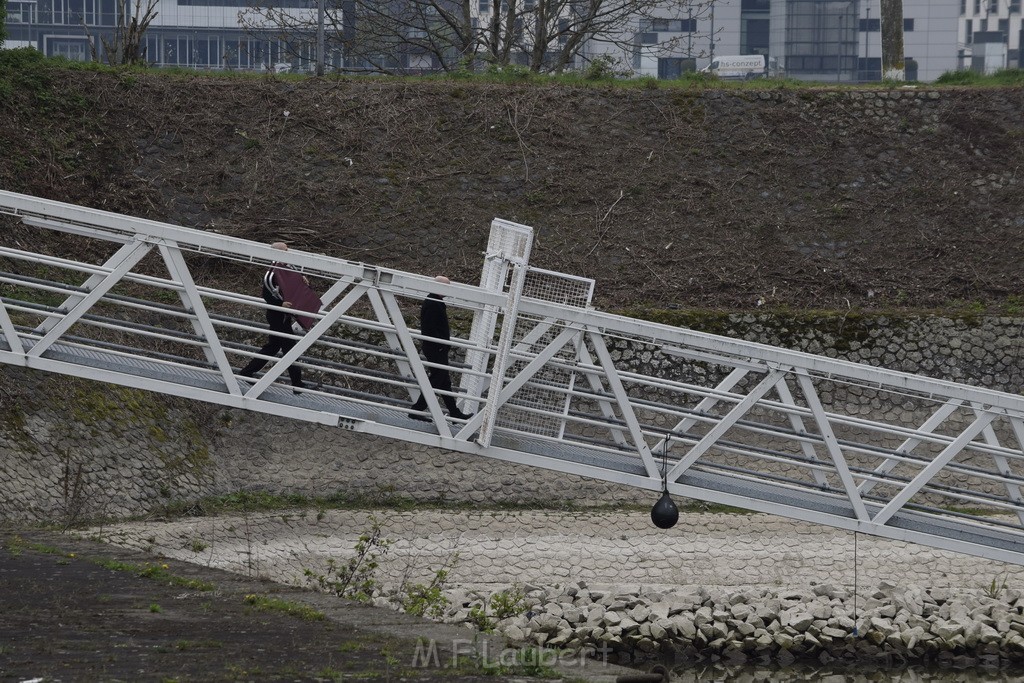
[410,412,430,422]
[292,381,307,395]
[449,411,473,421]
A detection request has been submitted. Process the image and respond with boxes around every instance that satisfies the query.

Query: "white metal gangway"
[4,190,1024,566]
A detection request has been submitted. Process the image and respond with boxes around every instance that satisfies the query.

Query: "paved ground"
[0,528,631,682]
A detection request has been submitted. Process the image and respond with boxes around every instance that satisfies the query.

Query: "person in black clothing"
[239,242,305,390]
[410,276,471,420]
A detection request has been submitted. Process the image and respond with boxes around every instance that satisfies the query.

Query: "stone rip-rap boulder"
[421,581,1024,667]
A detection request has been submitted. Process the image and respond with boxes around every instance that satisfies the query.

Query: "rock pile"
[439,581,1024,666]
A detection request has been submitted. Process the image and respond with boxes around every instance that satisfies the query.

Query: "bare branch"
[241,0,710,75]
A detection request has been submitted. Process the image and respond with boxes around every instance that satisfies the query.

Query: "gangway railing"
[3,189,1024,566]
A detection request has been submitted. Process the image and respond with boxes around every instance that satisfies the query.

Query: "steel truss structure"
[3,190,1024,565]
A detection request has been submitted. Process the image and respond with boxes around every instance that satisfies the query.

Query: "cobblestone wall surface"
[3,313,1024,521]
[91,509,1024,593]
[0,372,215,522]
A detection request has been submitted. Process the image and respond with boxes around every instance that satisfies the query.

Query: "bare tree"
[84,0,159,66]
[879,0,904,81]
[241,0,711,75]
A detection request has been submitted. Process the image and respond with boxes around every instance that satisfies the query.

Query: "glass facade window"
[742,18,769,54]
[859,18,880,32]
[657,57,696,78]
[1012,0,1022,12]
[37,0,117,26]
[904,18,913,32]
[740,0,769,60]
[999,18,1009,37]
[641,18,696,32]
[786,0,858,77]
[479,0,489,13]
[194,37,221,66]
[178,0,313,6]
[7,1,38,22]
[143,34,315,70]
[48,36,90,60]
[858,56,881,81]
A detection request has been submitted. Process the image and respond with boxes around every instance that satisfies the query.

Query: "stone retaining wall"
[3,312,1024,522]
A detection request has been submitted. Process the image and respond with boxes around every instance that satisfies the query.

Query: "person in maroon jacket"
[410,276,471,420]
[239,242,305,391]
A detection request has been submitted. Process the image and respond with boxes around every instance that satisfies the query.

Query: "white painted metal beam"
[3,189,1024,566]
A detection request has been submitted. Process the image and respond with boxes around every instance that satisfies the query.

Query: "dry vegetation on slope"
[3,52,1024,314]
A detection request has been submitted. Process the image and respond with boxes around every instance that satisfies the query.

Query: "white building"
[584,0,960,83]
[961,0,1023,72]
[2,0,322,69]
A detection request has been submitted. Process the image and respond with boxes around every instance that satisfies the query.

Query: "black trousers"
[411,343,462,414]
[241,314,303,386]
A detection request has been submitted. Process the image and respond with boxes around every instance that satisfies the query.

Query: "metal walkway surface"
[4,190,1024,566]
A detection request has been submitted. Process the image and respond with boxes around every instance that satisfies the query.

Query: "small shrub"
[0,46,50,71]
[490,584,526,620]
[935,69,981,85]
[468,603,493,632]
[467,584,527,632]
[304,518,390,602]
[400,568,452,619]
[581,54,629,81]
[486,63,534,83]
[638,75,659,90]
[983,573,1008,599]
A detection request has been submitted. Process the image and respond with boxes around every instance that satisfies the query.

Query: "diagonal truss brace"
[364,287,414,395]
[872,409,1000,526]
[28,239,153,358]
[245,282,371,398]
[378,288,453,439]
[577,341,630,448]
[455,324,582,443]
[159,243,241,396]
[774,374,831,490]
[974,403,1024,526]
[35,240,148,335]
[667,367,789,483]
[795,370,869,521]
[587,331,662,481]
[651,367,751,457]
[0,298,19,355]
[858,398,964,497]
